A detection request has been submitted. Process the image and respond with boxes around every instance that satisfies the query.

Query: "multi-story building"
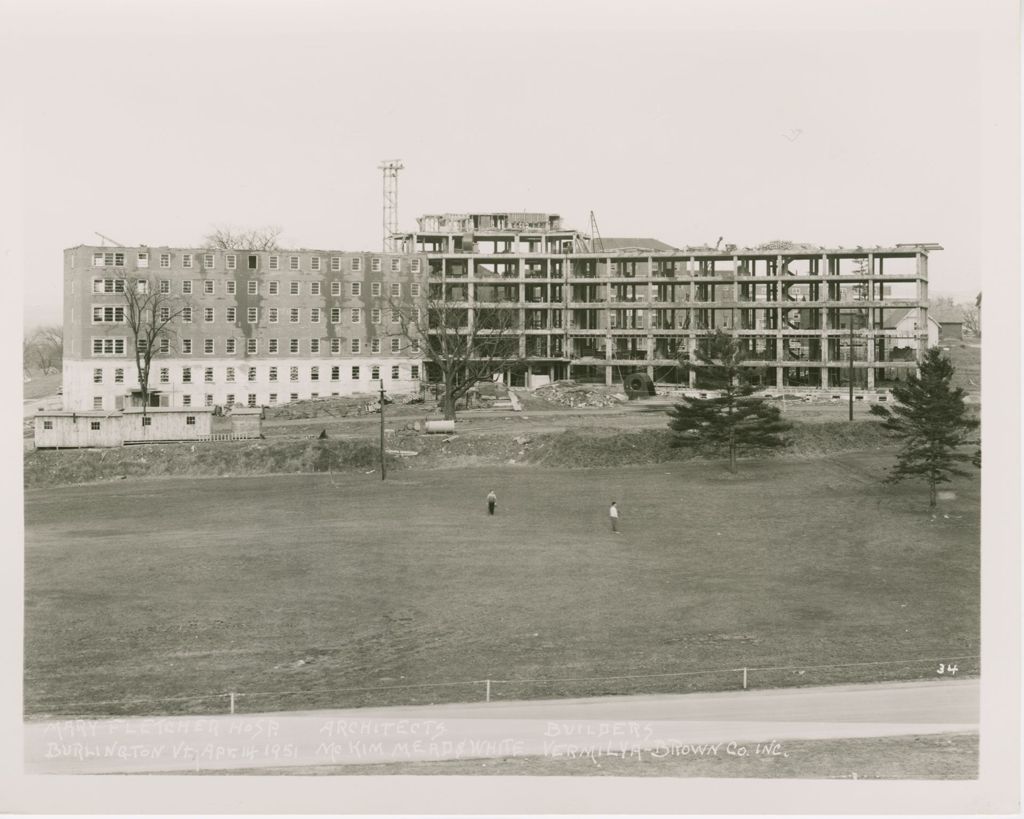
[63,213,938,411]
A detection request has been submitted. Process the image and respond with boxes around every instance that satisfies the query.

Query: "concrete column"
[776,366,784,388]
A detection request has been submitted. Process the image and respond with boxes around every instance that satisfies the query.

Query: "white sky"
[6,0,1003,327]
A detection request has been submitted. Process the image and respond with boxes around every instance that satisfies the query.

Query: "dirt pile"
[532,381,625,409]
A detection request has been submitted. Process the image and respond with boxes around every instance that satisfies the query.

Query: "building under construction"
[62,211,937,411]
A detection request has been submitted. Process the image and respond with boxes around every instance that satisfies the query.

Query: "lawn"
[24,453,979,718]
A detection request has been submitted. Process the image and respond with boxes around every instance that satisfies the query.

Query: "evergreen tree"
[869,347,980,507]
[666,330,791,473]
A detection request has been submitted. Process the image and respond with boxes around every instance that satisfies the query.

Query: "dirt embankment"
[24,421,898,488]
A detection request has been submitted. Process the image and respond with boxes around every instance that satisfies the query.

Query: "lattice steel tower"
[378,159,404,252]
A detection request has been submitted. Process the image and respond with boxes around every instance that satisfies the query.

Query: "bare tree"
[118,274,190,413]
[961,302,980,338]
[389,291,525,420]
[24,325,63,374]
[203,225,283,251]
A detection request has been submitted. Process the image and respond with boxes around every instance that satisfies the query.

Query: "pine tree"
[666,330,791,473]
[869,347,980,507]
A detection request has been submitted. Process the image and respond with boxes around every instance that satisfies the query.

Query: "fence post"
[229,692,236,714]
[485,679,491,703]
[742,668,748,690]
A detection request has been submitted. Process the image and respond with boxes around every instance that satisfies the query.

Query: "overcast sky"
[9,0,1011,328]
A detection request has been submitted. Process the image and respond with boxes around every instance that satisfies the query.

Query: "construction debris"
[533,380,626,409]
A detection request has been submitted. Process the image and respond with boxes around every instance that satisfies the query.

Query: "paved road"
[25,678,977,774]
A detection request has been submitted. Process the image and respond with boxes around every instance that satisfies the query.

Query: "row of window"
[91,337,421,356]
[92,251,422,274]
[92,278,423,297]
[155,364,421,384]
[92,304,419,325]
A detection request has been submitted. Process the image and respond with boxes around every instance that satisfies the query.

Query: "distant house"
[929,305,965,340]
[881,308,941,349]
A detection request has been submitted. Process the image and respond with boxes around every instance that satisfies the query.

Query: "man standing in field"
[487,490,497,516]
[609,501,619,533]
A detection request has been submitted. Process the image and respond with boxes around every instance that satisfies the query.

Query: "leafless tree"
[388,290,525,420]
[961,300,981,338]
[25,325,63,374]
[118,274,190,413]
[203,224,283,251]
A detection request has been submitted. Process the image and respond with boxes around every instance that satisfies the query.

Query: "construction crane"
[378,159,404,252]
[588,211,605,253]
[95,232,124,246]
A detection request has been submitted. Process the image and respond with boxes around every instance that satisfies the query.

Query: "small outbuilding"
[34,407,213,449]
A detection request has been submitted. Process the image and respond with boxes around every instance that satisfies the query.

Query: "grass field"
[24,453,979,718]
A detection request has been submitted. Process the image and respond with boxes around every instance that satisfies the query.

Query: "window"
[391,282,401,297]
[226,279,236,295]
[182,395,192,407]
[226,367,236,383]
[269,366,278,382]
[160,253,170,268]
[330,307,341,323]
[351,257,362,272]
[142,414,153,425]
[371,308,381,324]
[248,367,257,382]
[227,254,237,270]
[351,308,361,323]
[370,338,381,353]
[411,339,420,354]
[226,393,235,405]
[331,257,341,272]
[204,338,215,354]
[268,307,279,323]
[351,366,360,379]
[310,308,321,323]
[204,367,214,383]
[92,251,125,267]
[269,255,279,270]
[410,259,421,273]
[351,282,361,296]
[205,394,214,407]
[204,307,214,322]
[223,306,235,323]
[331,366,340,381]
[311,366,319,382]
[203,253,214,269]
[289,338,299,353]
[137,338,149,353]
[371,365,380,380]
[390,259,401,273]
[138,252,150,268]
[182,367,192,383]
[182,339,193,354]
[269,338,279,353]
[90,421,101,430]
[411,283,421,296]
[371,258,382,273]
[391,337,401,353]
[159,279,170,294]
[92,305,126,323]
[181,306,193,323]
[182,254,193,268]
[133,279,149,295]
[248,394,257,408]
[91,278,125,293]
[391,309,401,323]
[203,280,215,295]
[182,280,193,295]
[289,281,300,296]
[289,256,299,270]
[226,337,237,354]
[310,338,320,353]
[411,364,420,379]
[159,338,170,354]
[114,368,124,383]
[269,393,278,404]
[391,365,400,379]
[248,280,258,295]
[268,280,279,295]
[330,338,341,354]
[311,257,321,272]
[43,420,53,430]
[93,368,103,383]
[186,415,196,425]
[247,338,258,354]
[289,366,299,382]
[247,255,258,270]
[310,281,321,295]
[351,338,361,354]
[247,307,258,323]
[331,281,341,296]
[159,368,169,383]
[289,307,299,323]
[371,282,382,297]
[290,393,298,402]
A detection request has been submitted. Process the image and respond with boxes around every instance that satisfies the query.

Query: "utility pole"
[380,382,387,479]
[848,312,855,422]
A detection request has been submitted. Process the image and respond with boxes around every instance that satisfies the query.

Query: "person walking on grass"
[487,490,497,516]
[610,501,620,533]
